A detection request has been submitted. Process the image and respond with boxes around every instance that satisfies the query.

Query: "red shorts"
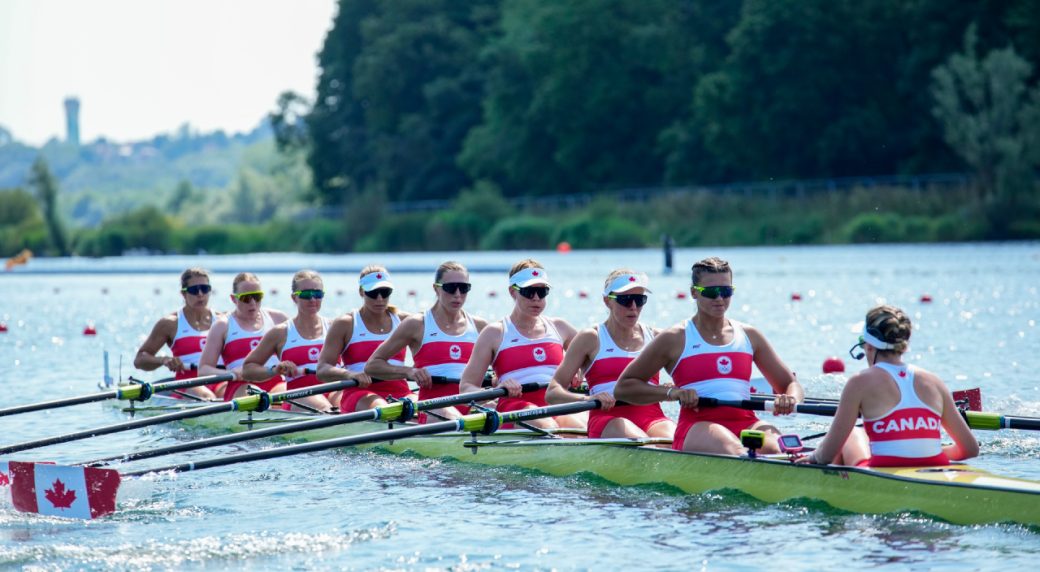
[222,375,284,401]
[587,403,670,438]
[867,452,950,468]
[416,383,470,424]
[495,387,548,429]
[672,405,759,451]
[339,379,411,412]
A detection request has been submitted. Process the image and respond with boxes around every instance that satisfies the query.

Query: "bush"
[841,212,906,243]
[76,205,174,255]
[552,214,649,248]
[479,216,555,250]
[355,213,430,252]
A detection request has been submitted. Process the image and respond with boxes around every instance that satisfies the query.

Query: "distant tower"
[64,96,80,146]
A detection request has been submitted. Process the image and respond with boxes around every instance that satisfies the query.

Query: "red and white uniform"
[669,319,757,450]
[338,311,410,412]
[168,309,223,397]
[413,309,478,420]
[492,317,564,412]
[863,363,949,467]
[585,323,670,438]
[221,310,283,400]
[280,317,329,389]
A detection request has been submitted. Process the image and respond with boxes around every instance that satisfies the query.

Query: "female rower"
[199,272,289,400]
[616,256,802,455]
[546,270,674,439]
[459,259,584,430]
[242,270,333,412]
[365,261,488,422]
[134,267,223,399]
[316,266,414,412]
[798,305,978,467]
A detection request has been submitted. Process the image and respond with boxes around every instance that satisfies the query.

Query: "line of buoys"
[83,323,97,336]
[0,322,7,333]
[578,291,588,299]
[675,291,687,300]
[822,356,845,374]
[556,241,572,254]
[920,294,933,303]
[790,292,802,301]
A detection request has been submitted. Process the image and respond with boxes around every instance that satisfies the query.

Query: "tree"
[269,91,311,154]
[28,157,71,256]
[931,26,1040,203]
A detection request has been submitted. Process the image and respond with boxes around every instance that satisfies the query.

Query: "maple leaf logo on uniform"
[532,347,547,362]
[449,344,462,360]
[45,479,76,509]
[308,347,320,361]
[250,339,260,350]
[0,470,9,487]
[899,370,907,377]
[716,356,733,375]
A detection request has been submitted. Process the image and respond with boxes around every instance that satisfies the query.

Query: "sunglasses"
[608,293,648,308]
[293,289,325,300]
[692,285,735,299]
[435,282,472,295]
[364,288,393,299]
[233,290,264,303]
[513,285,550,300]
[182,284,212,296]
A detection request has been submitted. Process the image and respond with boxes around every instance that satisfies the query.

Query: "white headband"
[509,267,550,288]
[861,325,895,350]
[359,270,393,292]
[602,273,651,296]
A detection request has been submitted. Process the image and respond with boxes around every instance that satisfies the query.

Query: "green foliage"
[424,181,513,249]
[29,157,71,256]
[355,213,431,252]
[0,188,49,256]
[552,214,649,249]
[76,205,174,256]
[479,216,555,250]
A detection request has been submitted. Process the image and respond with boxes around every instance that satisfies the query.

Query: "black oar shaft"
[84,382,544,466]
[0,380,360,455]
[125,399,597,477]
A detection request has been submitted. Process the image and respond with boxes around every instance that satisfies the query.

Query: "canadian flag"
[9,462,120,519]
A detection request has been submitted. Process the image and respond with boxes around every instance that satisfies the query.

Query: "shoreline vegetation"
[3,1,1039,258]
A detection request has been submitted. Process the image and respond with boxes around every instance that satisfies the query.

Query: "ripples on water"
[1,244,1039,570]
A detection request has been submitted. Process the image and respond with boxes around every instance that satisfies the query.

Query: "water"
[1,243,1039,570]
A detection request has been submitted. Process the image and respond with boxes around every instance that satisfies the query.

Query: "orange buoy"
[556,241,572,253]
[83,323,97,336]
[408,290,417,297]
[822,356,845,374]
[676,291,687,299]
[920,294,933,303]
[0,322,7,333]
[790,292,802,301]
[578,290,588,299]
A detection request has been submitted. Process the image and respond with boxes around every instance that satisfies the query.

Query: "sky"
[0,0,337,146]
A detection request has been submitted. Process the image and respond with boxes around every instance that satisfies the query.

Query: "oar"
[701,397,1040,431]
[749,388,982,411]
[0,380,359,455]
[80,381,547,467]
[0,373,235,419]
[6,400,599,520]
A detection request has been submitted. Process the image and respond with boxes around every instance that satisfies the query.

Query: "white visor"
[861,325,895,350]
[509,267,550,288]
[360,270,394,292]
[602,273,652,297]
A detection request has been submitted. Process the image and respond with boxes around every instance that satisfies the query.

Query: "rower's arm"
[808,378,864,464]
[546,329,596,405]
[937,378,980,461]
[746,325,803,402]
[460,324,501,395]
[198,318,229,378]
[365,317,421,380]
[316,315,359,382]
[242,327,286,381]
[615,330,680,405]
[134,315,176,371]
[553,317,579,348]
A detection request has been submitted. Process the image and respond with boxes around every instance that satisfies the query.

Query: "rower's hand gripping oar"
[0,380,360,455]
[0,373,235,419]
[701,398,1040,431]
[81,381,548,467]
[6,399,600,520]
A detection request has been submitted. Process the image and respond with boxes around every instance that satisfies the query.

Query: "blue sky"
[0,0,336,145]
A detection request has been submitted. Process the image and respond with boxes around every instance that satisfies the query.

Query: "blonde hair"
[509,258,543,278]
[291,269,323,292]
[691,257,731,285]
[865,305,912,354]
[180,267,210,288]
[603,268,638,291]
[435,261,467,282]
[232,272,260,293]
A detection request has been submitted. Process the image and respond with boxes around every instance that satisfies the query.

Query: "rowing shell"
[112,394,1040,527]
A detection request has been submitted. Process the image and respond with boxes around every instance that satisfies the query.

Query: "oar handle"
[269,379,360,403]
[699,398,838,417]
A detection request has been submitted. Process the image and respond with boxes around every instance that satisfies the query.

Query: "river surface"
[1,243,1039,570]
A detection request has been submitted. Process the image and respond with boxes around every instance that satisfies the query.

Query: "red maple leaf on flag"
[0,471,9,487]
[44,479,77,509]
